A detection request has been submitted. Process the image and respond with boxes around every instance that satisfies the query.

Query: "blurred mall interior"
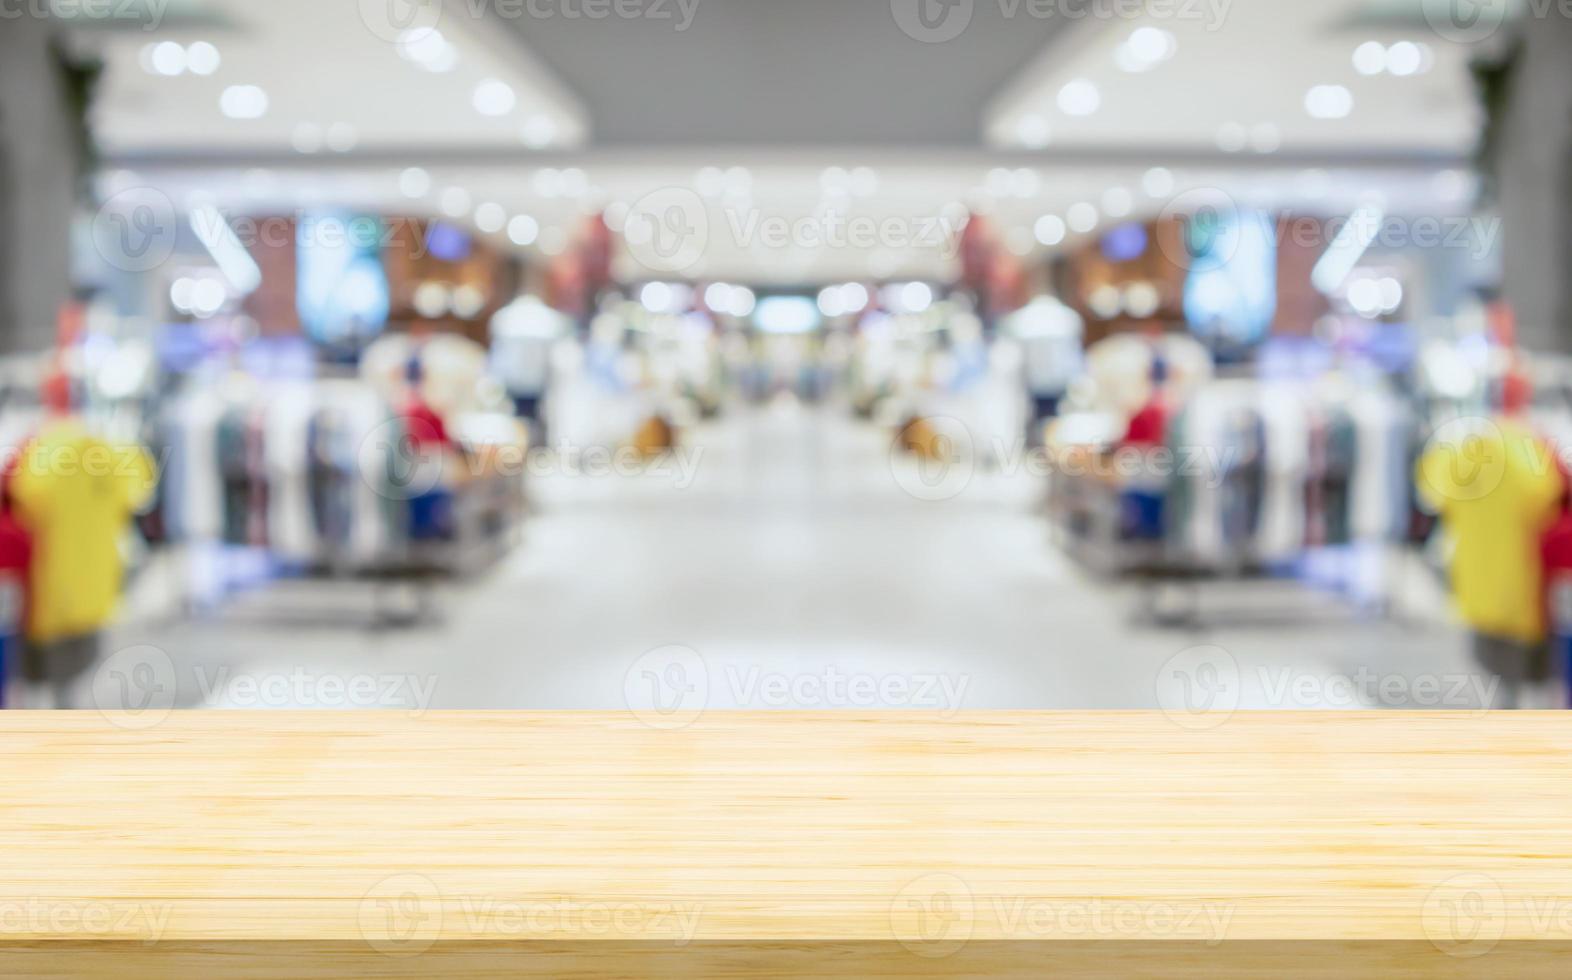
[0,0,1570,713]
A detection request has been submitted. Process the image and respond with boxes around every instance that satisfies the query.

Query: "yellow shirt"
[10,421,155,644]
[1417,417,1564,644]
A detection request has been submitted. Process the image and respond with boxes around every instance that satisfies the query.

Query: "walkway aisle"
[117,401,1478,711]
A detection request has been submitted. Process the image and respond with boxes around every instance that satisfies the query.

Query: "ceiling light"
[1067,202,1098,233]
[1100,187,1132,218]
[148,41,185,76]
[704,282,734,311]
[1215,122,1248,152]
[291,122,323,154]
[413,282,449,318]
[439,187,472,218]
[850,167,880,197]
[818,285,847,318]
[219,85,268,120]
[538,227,567,256]
[185,41,221,76]
[474,202,507,233]
[900,281,933,313]
[1015,114,1051,148]
[640,281,674,313]
[399,29,456,72]
[1034,214,1066,245]
[1385,41,1423,76]
[1115,27,1176,73]
[473,79,516,116]
[728,286,756,318]
[520,115,558,148]
[1056,78,1101,116]
[841,282,869,312]
[1305,85,1353,120]
[560,168,589,198]
[1352,41,1386,76]
[1128,27,1176,62]
[398,167,432,198]
[507,214,540,246]
[325,122,358,153]
[1141,167,1175,197]
[1249,123,1281,154]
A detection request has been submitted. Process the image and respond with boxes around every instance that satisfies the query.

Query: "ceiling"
[67,0,1494,285]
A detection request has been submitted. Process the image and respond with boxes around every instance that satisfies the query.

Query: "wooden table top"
[1,711,1568,957]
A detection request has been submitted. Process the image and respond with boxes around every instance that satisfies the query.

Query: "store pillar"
[0,17,81,355]
[1498,14,1572,354]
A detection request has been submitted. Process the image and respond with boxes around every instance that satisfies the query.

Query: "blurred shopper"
[490,297,566,444]
[10,373,154,708]
[0,488,30,708]
[398,358,459,542]
[1117,355,1172,541]
[1418,373,1562,708]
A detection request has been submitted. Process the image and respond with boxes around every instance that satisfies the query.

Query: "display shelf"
[1,711,1568,976]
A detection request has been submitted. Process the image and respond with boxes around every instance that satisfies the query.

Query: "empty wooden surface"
[1,711,1569,976]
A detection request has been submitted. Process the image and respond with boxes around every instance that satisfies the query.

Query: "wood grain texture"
[0,711,1568,976]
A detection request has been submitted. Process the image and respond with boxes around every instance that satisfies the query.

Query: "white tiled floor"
[111,400,1489,712]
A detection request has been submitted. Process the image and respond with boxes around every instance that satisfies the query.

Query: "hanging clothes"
[1418,418,1563,644]
[264,382,318,562]
[1255,385,1308,561]
[10,419,155,644]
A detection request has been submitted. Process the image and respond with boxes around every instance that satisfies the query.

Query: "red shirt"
[400,399,453,451]
[1122,398,1170,448]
